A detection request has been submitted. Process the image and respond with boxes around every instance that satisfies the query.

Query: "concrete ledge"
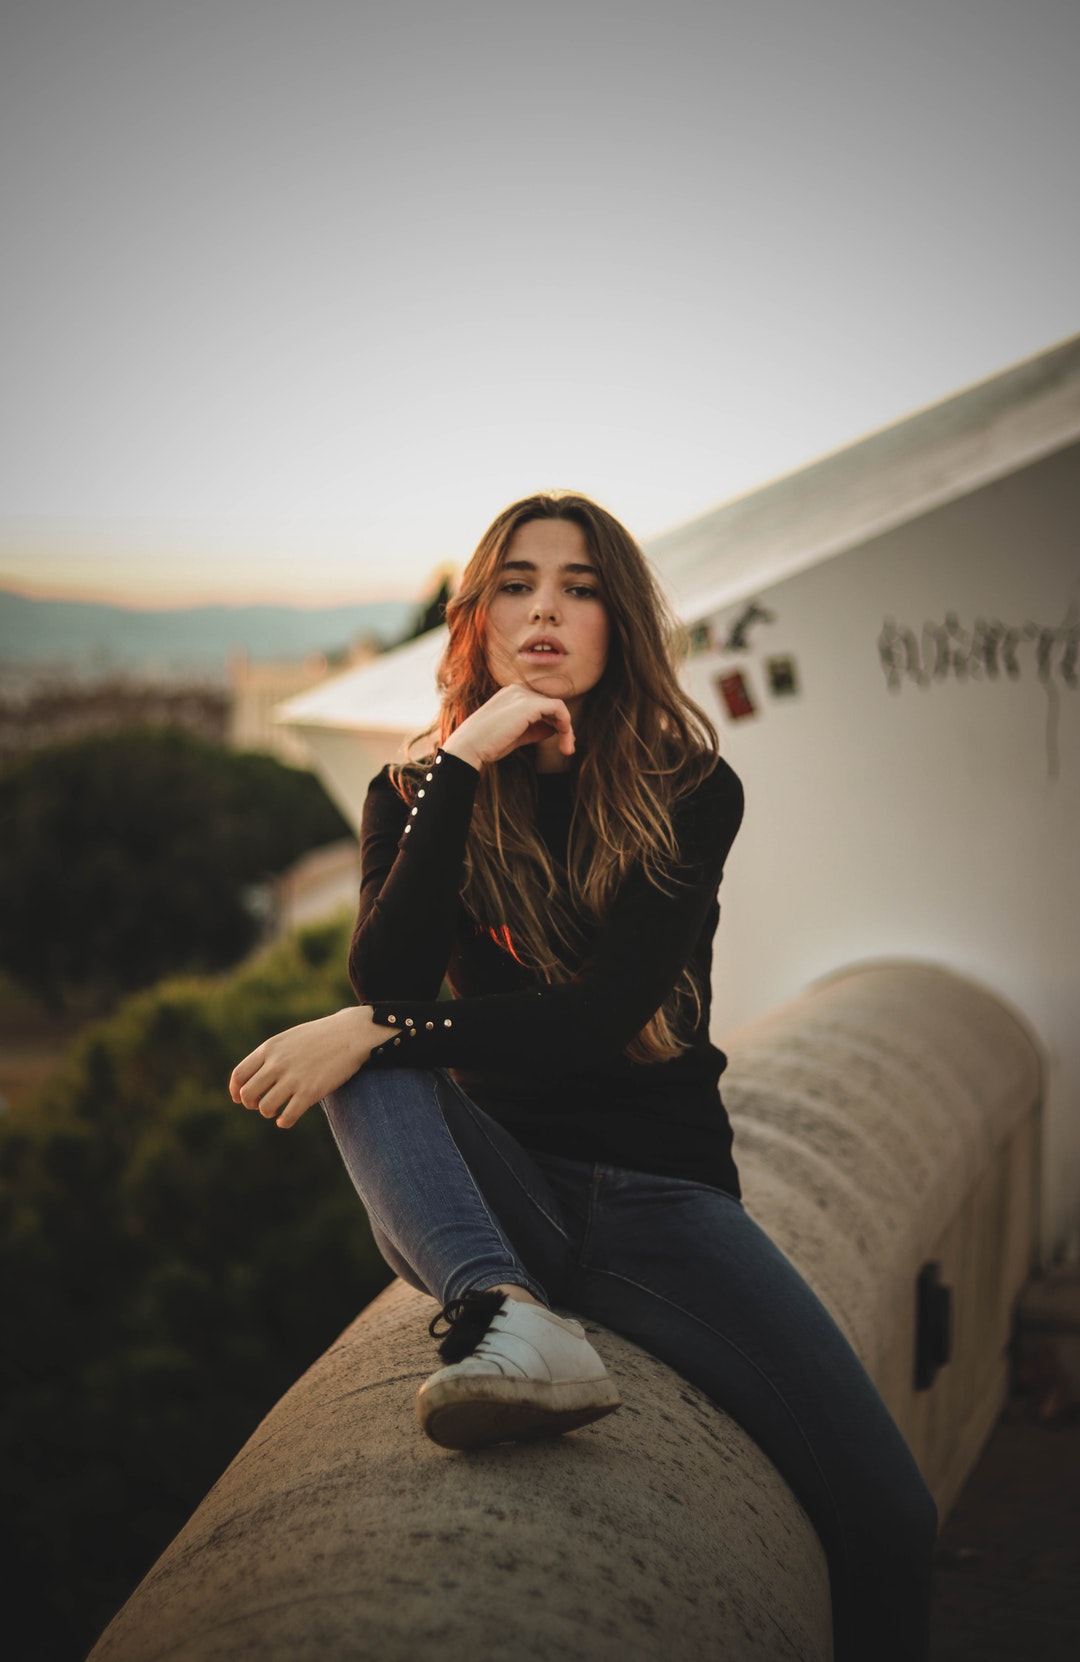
[88,1279,831,1662]
[723,960,1041,1511]
[89,961,1040,1660]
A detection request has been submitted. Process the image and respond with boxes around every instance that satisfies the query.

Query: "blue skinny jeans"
[323,1066,937,1662]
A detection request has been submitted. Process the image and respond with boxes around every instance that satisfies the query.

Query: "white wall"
[685,442,1080,1261]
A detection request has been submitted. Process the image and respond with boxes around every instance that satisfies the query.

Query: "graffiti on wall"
[720,601,777,652]
[878,608,1079,778]
[877,612,1079,691]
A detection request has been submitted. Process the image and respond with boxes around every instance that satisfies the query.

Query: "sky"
[1,0,1077,607]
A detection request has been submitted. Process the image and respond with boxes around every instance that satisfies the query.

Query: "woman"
[230,492,936,1660]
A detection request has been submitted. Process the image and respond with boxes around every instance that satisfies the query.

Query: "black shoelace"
[428,1289,506,1363]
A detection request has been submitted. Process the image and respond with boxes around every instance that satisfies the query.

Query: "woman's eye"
[567,585,599,600]
[499,581,530,595]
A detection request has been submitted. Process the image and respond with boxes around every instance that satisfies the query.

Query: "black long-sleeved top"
[349,748,745,1195]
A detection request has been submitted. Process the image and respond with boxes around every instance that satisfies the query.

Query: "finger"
[543,699,573,737]
[229,1051,263,1103]
[255,1078,294,1119]
[518,719,558,748]
[537,701,574,755]
[520,713,574,756]
[276,1093,314,1130]
[238,1064,277,1110]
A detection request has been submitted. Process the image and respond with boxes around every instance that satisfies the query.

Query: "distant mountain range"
[0,589,416,679]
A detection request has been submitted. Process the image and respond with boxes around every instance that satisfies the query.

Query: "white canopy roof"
[650,331,1080,623]
[278,331,1080,806]
[278,623,446,737]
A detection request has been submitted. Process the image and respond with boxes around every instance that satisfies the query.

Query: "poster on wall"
[716,670,757,721]
[766,656,799,697]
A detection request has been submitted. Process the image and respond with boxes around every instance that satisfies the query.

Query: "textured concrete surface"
[88,961,1041,1661]
[87,1279,831,1662]
[722,960,1041,1511]
[724,961,1040,1368]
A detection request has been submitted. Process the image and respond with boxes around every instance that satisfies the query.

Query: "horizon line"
[0,575,423,612]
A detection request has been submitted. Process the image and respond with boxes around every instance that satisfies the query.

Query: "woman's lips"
[520,637,566,660]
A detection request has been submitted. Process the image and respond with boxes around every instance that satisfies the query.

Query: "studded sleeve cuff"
[367,1002,461,1061]
[394,748,478,856]
[363,982,605,1071]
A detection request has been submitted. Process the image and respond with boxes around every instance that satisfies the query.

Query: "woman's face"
[484,518,611,716]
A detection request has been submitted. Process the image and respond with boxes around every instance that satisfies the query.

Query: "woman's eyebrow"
[501,559,599,576]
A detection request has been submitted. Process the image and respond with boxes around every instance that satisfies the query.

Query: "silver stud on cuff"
[425,1021,434,1030]
[443,1017,453,1028]
[435,754,442,765]
[403,825,412,835]
[410,806,418,816]
[417,789,425,799]
[393,1035,402,1046]
[387,1015,397,1024]
[425,772,433,782]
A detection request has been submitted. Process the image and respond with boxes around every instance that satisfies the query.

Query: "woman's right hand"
[229,1005,393,1129]
[442,684,575,770]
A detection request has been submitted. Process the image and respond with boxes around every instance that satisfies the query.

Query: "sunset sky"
[2,0,1077,607]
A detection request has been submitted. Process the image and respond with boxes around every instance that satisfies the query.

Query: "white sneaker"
[416,1291,622,1450]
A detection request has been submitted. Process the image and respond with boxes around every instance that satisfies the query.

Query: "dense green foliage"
[0,917,393,1662]
[0,727,352,1009]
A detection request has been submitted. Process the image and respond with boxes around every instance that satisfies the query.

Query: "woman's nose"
[531,592,560,623]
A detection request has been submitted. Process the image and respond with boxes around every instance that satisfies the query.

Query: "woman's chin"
[519,667,574,698]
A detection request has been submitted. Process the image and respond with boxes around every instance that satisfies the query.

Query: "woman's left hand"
[229,1005,390,1129]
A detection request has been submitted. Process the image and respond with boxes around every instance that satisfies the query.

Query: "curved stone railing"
[88,962,1040,1662]
[722,960,1041,1512]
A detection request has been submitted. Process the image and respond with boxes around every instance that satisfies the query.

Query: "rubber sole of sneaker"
[417,1373,622,1450]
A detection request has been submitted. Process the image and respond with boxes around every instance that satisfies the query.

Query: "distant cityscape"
[0,586,424,768]
[0,587,415,684]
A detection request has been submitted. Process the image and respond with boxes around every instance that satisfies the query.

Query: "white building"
[229,641,378,767]
[279,334,1080,1261]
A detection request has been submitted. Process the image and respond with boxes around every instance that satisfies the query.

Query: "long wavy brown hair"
[398,492,720,1063]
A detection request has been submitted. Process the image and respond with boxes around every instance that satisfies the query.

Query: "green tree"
[0,915,392,1662]
[401,566,454,641]
[0,728,352,1009]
